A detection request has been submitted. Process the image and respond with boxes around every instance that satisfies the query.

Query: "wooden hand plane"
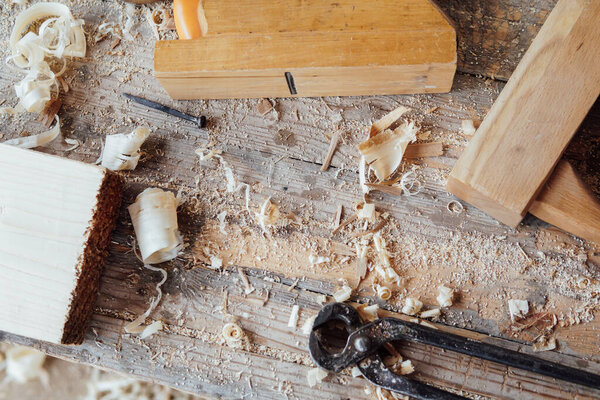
[154,0,457,99]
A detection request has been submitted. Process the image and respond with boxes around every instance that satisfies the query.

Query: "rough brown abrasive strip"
[61,171,124,345]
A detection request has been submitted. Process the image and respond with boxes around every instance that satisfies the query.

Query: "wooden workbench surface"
[1,1,599,399]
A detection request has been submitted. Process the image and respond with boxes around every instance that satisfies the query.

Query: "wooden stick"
[320,131,341,171]
[0,144,123,344]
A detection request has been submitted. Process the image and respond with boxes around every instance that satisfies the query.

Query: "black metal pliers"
[308,303,600,399]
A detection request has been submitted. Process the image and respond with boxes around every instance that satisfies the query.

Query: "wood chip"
[370,106,410,137]
[57,76,69,93]
[320,131,341,171]
[110,37,121,50]
[404,142,443,159]
[333,204,343,229]
[365,183,404,197]
[350,220,387,238]
[332,214,357,234]
[37,98,62,128]
[257,99,273,115]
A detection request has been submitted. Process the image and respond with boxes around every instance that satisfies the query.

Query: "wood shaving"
[461,119,479,137]
[222,322,245,348]
[399,360,414,375]
[375,284,392,301]
[38,98,62,128]
[128,188,182,264]
[321,131,341,171]
[257,98,273,115]
[420,308,441,319]
[436,286,454,308]
[237,267,255,295]
[508,299,529,321]
[301,315,317,335]
[357,304,379,322]
[402,298,423,316]
[287,305,300,329]
[306,368,328,388]
[404,142,444,159]
[370,106,410,137]
[333,285,352,302]
[355,202,378,222]
[447,200,464,214]
[101,127,150,171]
[358,122,418,181]
[532,337,557,352]
[125,264,167,336]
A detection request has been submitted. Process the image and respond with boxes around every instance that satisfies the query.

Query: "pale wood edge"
[154,64,456,100]
[60,171,123,344]
[446,175,524,227]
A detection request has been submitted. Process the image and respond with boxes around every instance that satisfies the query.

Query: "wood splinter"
[38,98,62,127]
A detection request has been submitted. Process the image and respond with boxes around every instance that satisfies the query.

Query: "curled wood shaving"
[375,284,391,301]
[222,322,245,347]
[402,298,423,316]
[358,122,418,181]
[101,127,150,171]
[461,119,479,137]
[128,188,183,264]
[3,116,60,148]
[420,308,441,319]
[287,305,300,329]
[355,202,378,222]
[447,200,464,214]
[1,345,47,384]
[437,286,454,308]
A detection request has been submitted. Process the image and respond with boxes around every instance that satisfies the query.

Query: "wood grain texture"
[530,161,600,244]
[154,0,456,99]
[447,0,600,227]
[0,0,600,398]
[0,145,122,344]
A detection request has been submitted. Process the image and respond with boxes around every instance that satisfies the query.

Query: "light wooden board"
[448,0,600,227]
[154,0,456,98]
[1,0,600,399]
[0,145,121,344]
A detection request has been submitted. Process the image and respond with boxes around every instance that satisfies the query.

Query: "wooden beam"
[0,144,122,344]
[154,0,456,99]
[530,160,600,244]
[447,0,600,227]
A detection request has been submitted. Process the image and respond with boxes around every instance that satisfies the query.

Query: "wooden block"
[154,0,456,99]
[0,144,123,344]
[530,161,600,244]
[447,0,600,227]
